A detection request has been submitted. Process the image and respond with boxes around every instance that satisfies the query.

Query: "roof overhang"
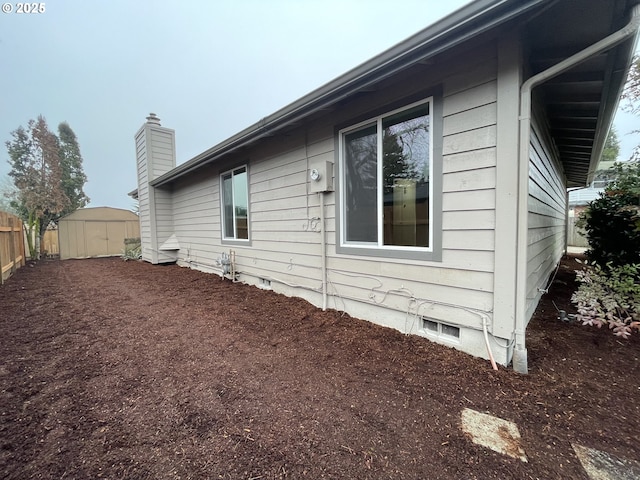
[148,0,639,189]
[524,0,639,187]
[150,0,548,188]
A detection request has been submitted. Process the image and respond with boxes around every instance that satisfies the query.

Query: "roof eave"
[585,35,638,185]
[150,0,548,188]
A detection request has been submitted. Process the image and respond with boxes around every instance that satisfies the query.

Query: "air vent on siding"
[420,317,460,342]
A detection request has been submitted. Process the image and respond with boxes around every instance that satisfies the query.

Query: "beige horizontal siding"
[443,103,497,136]
[443,210,495,230]
[524,120,566,321]
[172,175,219,262]
[162,44,501,334]
[436,54,498,318]
[442,125,497,156]
[442,189,495,211]
[327,256,493,293]
[443,80,497,117]
[135,128,152,262]
[443,166,496,192]
[443,147,496,174]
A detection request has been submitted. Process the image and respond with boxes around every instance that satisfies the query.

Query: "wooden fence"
[43,228,59,257]
[568,215,589,247]
[0,211,26,284]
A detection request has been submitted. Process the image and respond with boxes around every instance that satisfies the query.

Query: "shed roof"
[59,207,139,222]
[149,0,638,189]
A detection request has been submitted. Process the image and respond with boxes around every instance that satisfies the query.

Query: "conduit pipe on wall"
[320,192,328,311]
[513,5,640,374]
[482,315,499,371]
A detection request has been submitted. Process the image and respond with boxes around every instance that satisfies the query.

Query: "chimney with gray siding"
[134,113,176,264]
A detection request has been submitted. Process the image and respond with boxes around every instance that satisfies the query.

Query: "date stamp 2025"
[2,3,46,14]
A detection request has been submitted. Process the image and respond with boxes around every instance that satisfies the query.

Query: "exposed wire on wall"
[181,247,508,347]
[178,234,510,361]
[326,272,347,315]
[537,258,562,294]
[240,268,323,293]
[489,335,516,350]
[184,257,224,274]
[302,217,321,232]
[327,269,384,291]
[233,257,510,368]
[329,268,493,317]
[327,267,512,363]
[369,287,415,306]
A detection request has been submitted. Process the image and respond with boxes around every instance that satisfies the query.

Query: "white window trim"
[220,164,250,243]
[338,97,434,253]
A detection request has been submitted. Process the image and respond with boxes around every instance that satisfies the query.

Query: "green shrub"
[571,259,640,338]
[578,162,640,268]
[122,237,141,261]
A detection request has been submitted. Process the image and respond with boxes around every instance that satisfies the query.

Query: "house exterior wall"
[164,41,512,364]
[130,0,634,371]
[155,187,174,255]
[172,164,220,270]
[135,126,152,263]
[525,116,567,321]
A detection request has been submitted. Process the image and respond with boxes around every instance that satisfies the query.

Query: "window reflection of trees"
[345,126,378,242]
[343,103,431,247]
[383,115,430,190]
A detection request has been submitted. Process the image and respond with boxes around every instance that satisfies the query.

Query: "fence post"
[0,212,26,284]
[0,219,4,286]
[20,220,25,267]
[9,217,16,275]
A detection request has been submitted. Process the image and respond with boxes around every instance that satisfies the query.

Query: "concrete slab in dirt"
[573,444,640,480]
[461,408,527,462]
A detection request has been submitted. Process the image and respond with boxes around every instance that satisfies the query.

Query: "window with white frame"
[339,99,432,252]
[221,165,249,241]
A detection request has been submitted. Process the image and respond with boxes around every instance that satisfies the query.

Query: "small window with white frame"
[221,165,249,242]
[339,99,433,254]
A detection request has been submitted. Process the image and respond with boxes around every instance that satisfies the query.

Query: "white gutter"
[513,4,640,374]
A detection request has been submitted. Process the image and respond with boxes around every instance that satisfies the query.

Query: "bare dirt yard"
[0,255,638,479]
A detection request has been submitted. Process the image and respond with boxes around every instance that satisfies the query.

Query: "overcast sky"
[0,0,637,211]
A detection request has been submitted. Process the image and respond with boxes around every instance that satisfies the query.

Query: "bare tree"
[6,116,69,258]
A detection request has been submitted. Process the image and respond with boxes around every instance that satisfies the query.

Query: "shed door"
[60,220,86,259]
[106,222,126,256]
[85,222,108,257]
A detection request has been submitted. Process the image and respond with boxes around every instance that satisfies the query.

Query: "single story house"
[132,0,639,373]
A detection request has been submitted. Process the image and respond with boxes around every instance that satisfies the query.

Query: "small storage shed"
[58,207,140,260]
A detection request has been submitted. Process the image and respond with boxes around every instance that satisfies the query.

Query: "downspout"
[565,190,570,256]
[513,5,640,374]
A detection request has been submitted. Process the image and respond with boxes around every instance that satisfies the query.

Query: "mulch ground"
[0,254,638,479]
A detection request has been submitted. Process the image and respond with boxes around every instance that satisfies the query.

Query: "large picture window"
[340,99,432,251]
[221,165,249,241]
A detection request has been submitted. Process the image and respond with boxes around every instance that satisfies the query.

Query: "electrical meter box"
[308,160,334,193]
